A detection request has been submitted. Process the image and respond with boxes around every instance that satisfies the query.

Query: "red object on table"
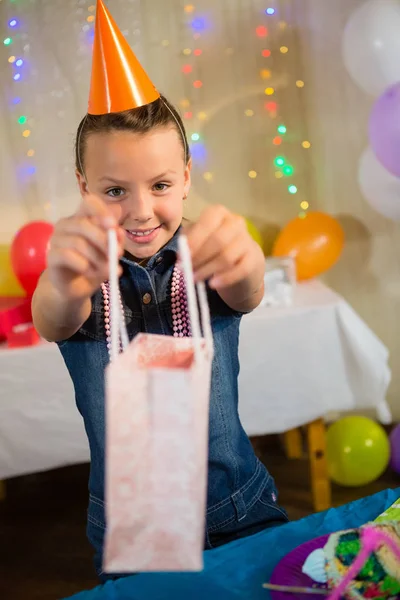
[7,323,40,348]
[0,297,32,342]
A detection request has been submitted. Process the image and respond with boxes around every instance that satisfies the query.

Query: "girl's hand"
[47,195,125,301]
[185,205,265,312]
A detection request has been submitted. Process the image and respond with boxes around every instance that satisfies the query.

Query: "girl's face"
[77,126,191,260]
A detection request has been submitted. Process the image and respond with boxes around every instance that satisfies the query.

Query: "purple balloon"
[369,82,400,178]
[390,424,400,474]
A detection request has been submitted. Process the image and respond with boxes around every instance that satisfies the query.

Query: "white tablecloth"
[238,281,391,436]
[0,281,391,479]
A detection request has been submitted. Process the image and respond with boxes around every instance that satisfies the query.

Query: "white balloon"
[358,147,400,220]
[342,0,400,96]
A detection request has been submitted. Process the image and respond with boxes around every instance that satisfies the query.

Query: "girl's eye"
[106,187,125,198]
[153,182,169,192]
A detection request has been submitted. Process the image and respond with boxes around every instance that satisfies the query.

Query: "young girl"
[32,0,288,580]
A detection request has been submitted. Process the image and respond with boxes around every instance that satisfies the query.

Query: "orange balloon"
[88,0,160,115]
[272,211,344,280]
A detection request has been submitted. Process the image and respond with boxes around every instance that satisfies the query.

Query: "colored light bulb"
[191,133,200,141]
[15,59,23,67]
[288,185,297,194]
[4,37,12,46]
[9,19,18,28]
[283,165,294,176]
[256,25,268,37]
[191,18,206,31]
[277,125,287,134]
[274,156,285,167]
[18,116,27,124]
[265,8,275,15]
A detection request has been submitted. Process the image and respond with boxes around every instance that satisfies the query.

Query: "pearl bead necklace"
[101,264,190,360]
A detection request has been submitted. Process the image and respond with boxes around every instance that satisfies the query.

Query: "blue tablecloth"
[66,488,400,600]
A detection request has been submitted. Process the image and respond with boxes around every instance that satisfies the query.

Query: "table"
[0,281,391,503]
[65,487,400,600]
[238,281,391,435]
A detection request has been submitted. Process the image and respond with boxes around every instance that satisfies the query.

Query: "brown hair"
[75,95,190,175]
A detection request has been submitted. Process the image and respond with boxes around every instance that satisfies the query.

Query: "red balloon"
[10,221,54,296]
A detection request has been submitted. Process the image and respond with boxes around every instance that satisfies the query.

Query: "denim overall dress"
[58,230,288,578]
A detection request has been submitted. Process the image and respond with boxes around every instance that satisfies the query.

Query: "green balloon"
[326,416,390,487]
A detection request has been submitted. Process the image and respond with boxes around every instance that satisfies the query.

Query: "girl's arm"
[32,271,92,342]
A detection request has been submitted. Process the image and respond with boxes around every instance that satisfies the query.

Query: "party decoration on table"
[0,246,26,297]
[358,147,400,221]
[7,323,40,348]
[246,219,264,251]
[374,497,400,524]
[389,424,400,475]
[10,221,54,296]
[272,212,344,281]
[342,0,400,97]
[263,256,296,307]
[88,0,159,115]
[326,416,390,487]
[369,82,400,178]
[0,297,32,342]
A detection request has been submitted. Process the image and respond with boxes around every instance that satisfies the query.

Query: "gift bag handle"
[107,229,213,363]
[178,235,213,362]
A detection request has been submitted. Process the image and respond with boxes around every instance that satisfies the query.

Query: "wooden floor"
[0,435,398,600]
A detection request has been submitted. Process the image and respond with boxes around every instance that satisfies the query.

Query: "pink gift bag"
[103,232,213,573]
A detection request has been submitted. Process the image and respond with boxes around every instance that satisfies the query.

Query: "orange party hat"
[88,0,160,115]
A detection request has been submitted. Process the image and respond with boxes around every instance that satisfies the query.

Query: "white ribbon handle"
[107,230,213,362]
[178,235,214,363]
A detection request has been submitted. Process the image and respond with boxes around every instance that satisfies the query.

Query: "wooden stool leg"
[283,428,303,459]
[0,480,6,501]
[307,419,331,512]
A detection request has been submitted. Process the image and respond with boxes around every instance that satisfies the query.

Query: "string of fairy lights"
[4,3,36,181]
[179,5,212,181]
[255,5,312,216]
[178,3,312,217]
